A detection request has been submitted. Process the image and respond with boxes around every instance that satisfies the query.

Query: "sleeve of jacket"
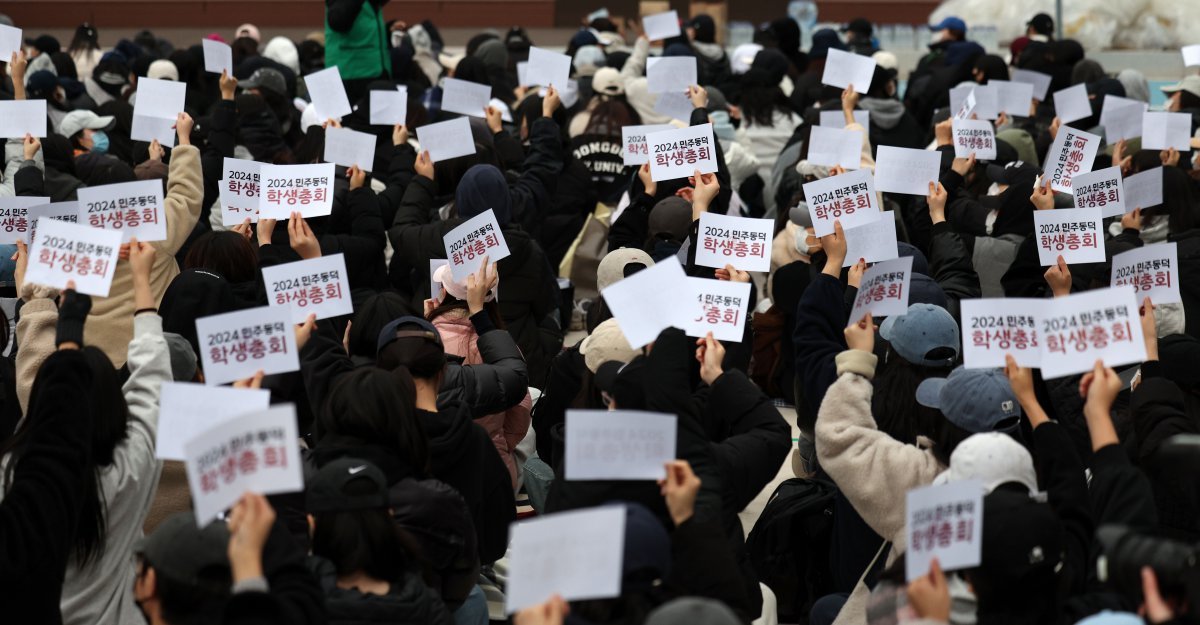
[691,107,732,214]
[477,428,517,563]
[14,286,61,415]
[508,117,564,231]
[607,191,655,252]
[375,143,418,227]
[388,175,454,266]
[667,518,753,621]
[13,160,42,197]
[815,354,944,550]
[530,346,584,465]
[222,519,325,625]
[322,186,386,283]
[1088,443,1158,531]
[929,221,982,319]
[112,313,172,491]
[200,99,238,224]
[1106,227,1143,260]
[1130,363,1198,461]
[792,273,849,413]
[0,138,42,198]
[1001,235,1054,298]
[298,330,356,413]
[0,350,93,582]
[619,37,650,82]
[158,145,203,256]
[453,328,531,418]
[705,369,791,513]
[1031,421,1092,595]
[493,130,526,172]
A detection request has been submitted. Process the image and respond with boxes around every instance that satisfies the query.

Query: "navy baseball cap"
[376,315,442,355]
[306,457,389,513]
[930,17,967,33]
[879,303,959,367]
[917,366,1022,433]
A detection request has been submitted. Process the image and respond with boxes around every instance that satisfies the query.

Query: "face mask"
[90,131,110,154]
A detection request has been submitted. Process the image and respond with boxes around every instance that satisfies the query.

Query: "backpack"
[745,477,838,624]
[389,478,481,611]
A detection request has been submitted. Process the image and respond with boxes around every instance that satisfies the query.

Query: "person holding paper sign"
[6,238,175,625]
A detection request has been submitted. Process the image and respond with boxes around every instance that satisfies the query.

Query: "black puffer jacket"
[307,556,453,625]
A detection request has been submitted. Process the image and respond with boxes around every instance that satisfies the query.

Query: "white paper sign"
[1038,287,1146,378]
[1142,111,1192,151]
[822,49,876,94]
[694,212,773,272]
[262,253,354,323]
[157,382,271,460]
[683,278,751,342]
[848,256,913,325]
[807,125,864,170]
[646,123,718,182]
[647,56,698,94]
[654,91,695,122]
[442,77,491,118]
[202,39,233,75]
[443,209,511,281]
[184,404,303,525]
[905,480,984,582]
[621,124,672,166]
[1071,166,1125,218]
[195,305,300,385]
[77,179,167,243]
[950,84,998,121]
[642,10,681,41]
[1010,69,1053,101]
[1183,45,1200,68]
[803,168,882,237]
[1100,96,1146,142]
[819,109,870,140]
[1112,243,1180,305]
[527,46,572,89]
[0,24,21,61]
[506,506,626,612]
[221,158,262,225]
[0,196,49,244]
[1124,167,1163,211]
[27,202,80,243]
[953,89,977,121]
[960,298,1043,368]
[990,80,1034,117]
[1043,127,1101,193]
[874,146,941,196]
[369,88,408,126]
[25,218,121,296]
[564,410,677,480]
[0,100,47,138]
[842,212,899,267]
[258,162,335,219]
[416,117,476,162]
[516,61,529,87]
[430,259,448,300]
[1033,207,1104,266]
[324,126,377,172]
[1053,84,1092,124]
[951,119,997,160]
[305,66,352,121]
[601,256,689,348]
[132,77,186,146]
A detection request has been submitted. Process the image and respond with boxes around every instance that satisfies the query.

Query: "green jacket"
[324,0,392,80]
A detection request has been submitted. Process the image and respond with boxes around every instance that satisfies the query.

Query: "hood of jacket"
[692,40,725,63]
[263,36,301,75]
[431,315,482,364]
[308,556,451,625]
[418,402,476,473]
[455,164,513,226]
[857,97,906,130]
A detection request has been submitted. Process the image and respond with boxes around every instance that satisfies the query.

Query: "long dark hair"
[311,502,424,584]
[0,345,128,566]
[583,98,642,138]
[1146,166,1199,234]
[871,351,954,451]
[738,84,793,127]
[68,23,99,55]
[183,231,259,284]
[318,367,429,474]
[377,335,448,381]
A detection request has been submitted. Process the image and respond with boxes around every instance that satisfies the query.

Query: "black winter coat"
[307,556,454,625]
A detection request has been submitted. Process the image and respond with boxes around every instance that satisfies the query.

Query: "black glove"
[56,289,92,348]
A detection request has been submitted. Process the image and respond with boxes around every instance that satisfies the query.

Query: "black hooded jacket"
[306,556,454,625]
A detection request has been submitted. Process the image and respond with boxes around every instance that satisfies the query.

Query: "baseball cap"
[593,360,624,394]
[376,315,443,355]
[908,274,949,310]
[1162,74,1200,99]
[26,70,58,99]
[917,366,1022,433]
[730,44,762,75]
[788,202,813,228]
[432,263,495,304]
[306,457,389,512]
[1075,612,1144,625]
[580,319,639,373]
[58,109,115,139]
[879,303,959,367]
[646,598,741,625]
[574,45,607,77]
[648,197,692,242]
[841,18,873,36]
[597,248,653,292]
[163,332,198,382]
[978,488,1063,584]
[930,17,967,33]
[243,67,288,98]
[937,432,1037,493]
[147,59,179,81]
[986,160,1038,186]
[1026,13,1055,36]
[592,66,624,96]
[25,34,61,55]
[136,512,231,586]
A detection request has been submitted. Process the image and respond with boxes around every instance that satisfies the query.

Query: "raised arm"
[158,113,203,256]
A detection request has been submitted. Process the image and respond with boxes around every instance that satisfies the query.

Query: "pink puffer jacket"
[433,312,531,489]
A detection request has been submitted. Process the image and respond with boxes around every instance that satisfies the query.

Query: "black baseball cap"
[306,457,389,513]
[594,360,624,394]
[1027,13,1054,36]
[376,315,442,355]
[841,18,873,37]
[986,160,1038,186]
[135,512,231,586]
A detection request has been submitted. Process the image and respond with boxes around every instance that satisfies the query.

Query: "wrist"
[930,210,946,224]
[822,258,844,277]
[670,509,693,527]
[468,304,484,316]
[1052,287,1070,298]
[230,557,264,583]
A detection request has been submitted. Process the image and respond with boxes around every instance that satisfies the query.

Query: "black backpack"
[745,477,838,624]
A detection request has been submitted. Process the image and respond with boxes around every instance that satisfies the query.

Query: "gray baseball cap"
[917,366,1022,433]
[243,67,287,98]
[135,512,231,585]
[879,303,959,367]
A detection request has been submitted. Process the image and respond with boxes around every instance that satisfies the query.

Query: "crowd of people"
[0,3,1199,625]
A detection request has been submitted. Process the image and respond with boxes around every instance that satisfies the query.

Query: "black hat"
[25,34,61,55]
[1027,13,1054,36]
[376,315,442,356]
[978,488,1063,584]
[306,457,389,512]
[594,360,624,394]
[986,160,1038,186]
[842,18,873,37]
[136,512,231,585]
